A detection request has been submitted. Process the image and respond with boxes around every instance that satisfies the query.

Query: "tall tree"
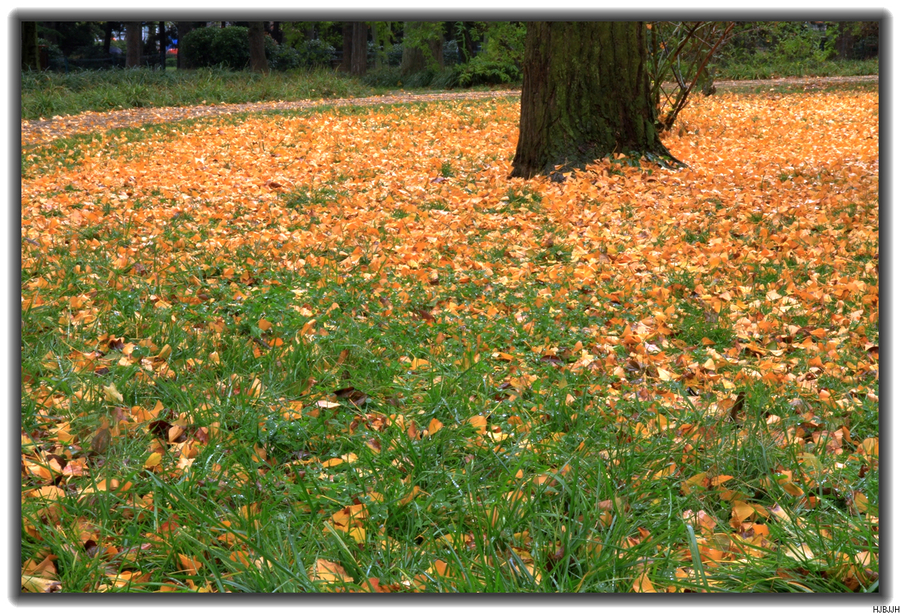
[350,22,368,76]
[102,21,114,55]
[401,22,444,75]
[158,21,167,70]
[176,22,196,69]
[340,22,353,72]
[511,22,678,179]
[22,22,40,70]
[248,21,268,73]
[125,21,142,68]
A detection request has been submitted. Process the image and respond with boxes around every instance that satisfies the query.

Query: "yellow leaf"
[710,474,733,487]
[426,417,443,435]
[399,485,422,506]
[468,415,488,434]
[157,344,172,360]
[102,382,124,403]
[21,575,61,593]
[309,559,353,584]
[633,571,656,593]
[144,452,162,469]
[861,437,878,458]
[178,553,203,574]
[409,357,430,371]
[730,501,755,528]
[29,486,65,501]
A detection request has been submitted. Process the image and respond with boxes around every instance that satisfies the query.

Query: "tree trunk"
[158,21,167,70]
[271,21,284,44]
[22,22,40,70]
[126,22,142,68]
[176,22,194,69]
[248,21,268,73]
[511,22,674,179]
[340,22,353,72]
[401,22,443,75]
[455,21,479,63]
[350,22,368,76]
[836,22,852,60]
[102,22,113,55]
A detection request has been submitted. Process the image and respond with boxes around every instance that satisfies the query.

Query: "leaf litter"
[21,87,878,593]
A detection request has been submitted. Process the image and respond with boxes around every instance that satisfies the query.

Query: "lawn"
[21,82,878,593]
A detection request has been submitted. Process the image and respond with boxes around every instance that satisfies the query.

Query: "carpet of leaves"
[21,88,878,593]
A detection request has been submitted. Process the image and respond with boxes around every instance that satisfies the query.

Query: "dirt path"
[20,90,520,147]
[20,75,877,147]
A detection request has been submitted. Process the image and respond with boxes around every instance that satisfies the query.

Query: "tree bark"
[176,22,194,69]
[270,21,284,44]
[401,22,444,75]
[340,22,353,72]
[158,21,167,70]
[511,22,674,179]
[125,22,142,68]
[102,21,114,55]
[22,21,41,70]
[248,21,268,73]
[350,22,368,76]
[22,22,40,70]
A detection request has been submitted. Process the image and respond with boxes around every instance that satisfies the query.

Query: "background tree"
[401,22,444,75]
[511,22,677,179]
[452,21,481,63]
[350,22,368,76]
[176,22,197,69]
[340,22,354,72]
[157,21,167,70]
[125,22,142,68]
[22,22,40,70]
[248,21,268,73]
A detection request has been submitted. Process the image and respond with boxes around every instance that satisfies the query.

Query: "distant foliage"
[456,22,525,86]
[181,25,302,71]
[722,22,836,64]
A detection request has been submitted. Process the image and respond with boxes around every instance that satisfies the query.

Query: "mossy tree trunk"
[511,22,674,179]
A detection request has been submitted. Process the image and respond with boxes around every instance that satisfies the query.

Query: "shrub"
[456,56,522,86]
[181,25,327,72]
[293,38,335,69]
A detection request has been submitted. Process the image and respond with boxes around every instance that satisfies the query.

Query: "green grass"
[20,87,878,593]
[21,66,382,120]
[21,57,878,122]
[20,209,879,591]
[713,57,878,81]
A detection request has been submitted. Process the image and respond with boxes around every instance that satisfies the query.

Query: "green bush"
[713,22,838,77]
[181,26,236,69]
[456,56,522,86]
[181,25,323,72]
[292,38,335,69]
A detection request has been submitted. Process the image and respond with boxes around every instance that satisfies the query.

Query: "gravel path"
[20,89,520,146]
[21,75,877,147]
